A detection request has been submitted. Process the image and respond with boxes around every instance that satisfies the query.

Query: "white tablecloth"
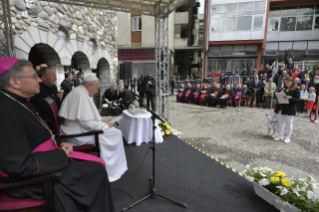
[119,110,164,146]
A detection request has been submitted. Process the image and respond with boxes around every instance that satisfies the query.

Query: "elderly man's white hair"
[294,65,298,68]
[84,75,99,82]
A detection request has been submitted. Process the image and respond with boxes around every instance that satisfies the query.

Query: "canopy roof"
[45,0,186,16]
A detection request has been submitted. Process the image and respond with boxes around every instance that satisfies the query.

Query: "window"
[280,17,296,31]
[211,19,220,32]
[281,6,297,16]
[132,16,142,31]
[253,16,263,30]
[238,2,253,12]
[211,5,222,14]
[298,4,315,15]
[221,17,236,32]
[296,16,313,30]
[222,4,237,13]
[315,16,319,29]
[237,16,252,31]
[254,1,265,10]
[269,7,281,17]
[254,10,265,15]
[268,18,280,31]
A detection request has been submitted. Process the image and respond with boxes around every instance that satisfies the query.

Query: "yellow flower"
[274,171,286,178]
[281,179,292,187]
[270,177,280,184]
[166,125,171,130]
[162,122,167,126]
[165,130,171,135]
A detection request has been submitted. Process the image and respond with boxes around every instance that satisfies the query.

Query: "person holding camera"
[146,74,156,111]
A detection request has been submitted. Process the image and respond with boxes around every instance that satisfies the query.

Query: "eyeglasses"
[16,75,39,80]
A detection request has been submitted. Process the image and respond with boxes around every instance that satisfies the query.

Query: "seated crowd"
[176,59,319,116]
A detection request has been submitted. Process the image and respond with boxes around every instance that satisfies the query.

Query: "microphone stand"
[122,92,186,212]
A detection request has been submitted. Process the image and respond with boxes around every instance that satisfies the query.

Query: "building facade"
[117,0,202,80]
[202,0,319,76]
[2,0,119,106]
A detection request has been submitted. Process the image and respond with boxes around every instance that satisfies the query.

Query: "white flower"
[280,188,288,195]
[276,186,284,189]
[260,172,266,177]
[292,186,300,193]
[160,131,164,136]
[245,164,250,170]
[258,179,270,186]
[307,190,314,199]
[245,175,254,182]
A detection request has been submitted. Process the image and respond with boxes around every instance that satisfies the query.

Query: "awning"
[44,0,186,16]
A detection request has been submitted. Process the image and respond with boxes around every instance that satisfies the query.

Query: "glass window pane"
[254,10,265,15]
[296,16,313,30]
[211,19,220,32]
[212,5,222,14]
[315,16,319,29]
[133,18,137,31]
[254,16,263,30]
[316,4,319,14]
[254,1,265,10]
[237,16,252,31]
[222,13,237,18]
[238,2,253,12]
[211,14,222,19]
[238,11,252,16]
[269,7,281,17]
[298,4,315,15]
[281,6,298,16]
[138,17,142,30]
[221,17,236,31]
[280,17,296,31]
[268,18,279,31]
[222,4,237,13]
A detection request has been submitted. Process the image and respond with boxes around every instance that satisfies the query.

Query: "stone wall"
[6,0,118,85]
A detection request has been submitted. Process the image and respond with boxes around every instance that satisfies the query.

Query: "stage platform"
[111,136,277,212]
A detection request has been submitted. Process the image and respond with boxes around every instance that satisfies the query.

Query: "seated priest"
[188,84,199,104]
[202,83,216,106]
[29,67,61,128]
[0,58,115,212]
[219,85,233,108]
[102,86,118,106]
[193,84,202,104]
[176,83,185,102]
[59,76,128,182]
[233,84,242,106]
[182,83,193,103]
[198,84,209,104]
[116,86,134,109]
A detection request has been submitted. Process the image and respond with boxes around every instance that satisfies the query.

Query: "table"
[119,110,164,146]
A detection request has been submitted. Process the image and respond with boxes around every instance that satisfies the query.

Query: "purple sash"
[0,139,105,178]
[194,91,199,103]
[184,90,191,101]
[178,91,183,102]
[234,92,241,105]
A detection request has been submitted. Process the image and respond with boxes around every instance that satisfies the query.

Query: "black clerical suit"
[117,89,134,109]
[73,77,83,87]
[146,78,156,111]
[187,86,197,103]
[60,79,72,101]
[137,78,146,107]
[0,91,115,212]
[29,83,61,128]
[219,88,234,108]
[102,88,118,105]
[250,80,262,105]
[202,86,216,106]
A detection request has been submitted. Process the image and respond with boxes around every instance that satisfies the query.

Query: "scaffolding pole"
[0,0,15,58]
[155,15,170,121]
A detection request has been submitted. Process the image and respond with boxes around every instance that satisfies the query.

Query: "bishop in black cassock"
[0,58,115,212]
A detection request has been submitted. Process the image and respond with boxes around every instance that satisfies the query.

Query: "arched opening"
[28,44,61,68]
[94,58,111,109]
[70,51,90,71]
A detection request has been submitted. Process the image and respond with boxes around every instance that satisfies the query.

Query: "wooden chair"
[227,100,233,107]
[0,172,62,212]
[41,96,103,156]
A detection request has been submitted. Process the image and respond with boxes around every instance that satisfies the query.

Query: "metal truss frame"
[0,0,183,120]
[155,15,170,120]
[0,0,14,58]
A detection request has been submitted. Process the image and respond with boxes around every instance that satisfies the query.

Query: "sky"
[198,0,205,14]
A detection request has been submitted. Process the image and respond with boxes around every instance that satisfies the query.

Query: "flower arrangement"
[243,165,319,212]
[158,122,182,139]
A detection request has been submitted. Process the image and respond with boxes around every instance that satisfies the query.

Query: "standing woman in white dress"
[274,76,300,143]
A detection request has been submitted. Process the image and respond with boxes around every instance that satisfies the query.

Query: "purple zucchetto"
[0,57,20,76]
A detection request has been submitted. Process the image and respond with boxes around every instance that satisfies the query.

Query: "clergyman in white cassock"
[59,76,128,182]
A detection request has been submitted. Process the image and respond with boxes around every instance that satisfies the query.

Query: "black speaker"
[119,62,132,80]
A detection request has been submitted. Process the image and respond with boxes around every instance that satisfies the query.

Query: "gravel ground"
[168,96,319,181]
